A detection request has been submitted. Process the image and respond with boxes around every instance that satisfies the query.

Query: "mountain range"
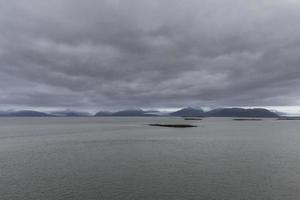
[0,110,91,117]
[0,107,279,117]
[205,108,279,118]
[95,109,157,117]
[0,110,53,117]
[170,107,205,117]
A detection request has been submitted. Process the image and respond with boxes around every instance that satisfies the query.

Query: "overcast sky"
[0,0,300,113]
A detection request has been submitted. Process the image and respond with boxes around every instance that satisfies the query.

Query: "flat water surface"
[1,117,300,200]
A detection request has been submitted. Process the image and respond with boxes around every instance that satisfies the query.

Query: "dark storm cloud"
[0,0,300,110]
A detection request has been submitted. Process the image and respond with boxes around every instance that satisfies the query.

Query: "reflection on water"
[1,117,300,200]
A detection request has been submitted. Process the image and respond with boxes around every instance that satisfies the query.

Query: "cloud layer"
[0,0,300,110]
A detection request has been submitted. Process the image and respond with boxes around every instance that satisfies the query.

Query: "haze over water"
[1,117,300,200]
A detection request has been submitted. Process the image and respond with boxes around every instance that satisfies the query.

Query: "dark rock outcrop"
[148,124,197,128]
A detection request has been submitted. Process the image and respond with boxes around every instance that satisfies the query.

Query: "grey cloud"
[0,0,300,110]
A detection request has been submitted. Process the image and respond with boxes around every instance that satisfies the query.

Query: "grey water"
[1,117,300,200]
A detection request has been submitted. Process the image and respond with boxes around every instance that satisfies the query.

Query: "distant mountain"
[206,108,279,118]
[111,109,157,116]
[273,110,287,116]
[0,107,280,118]
[95,109,158,117]
[50,110,91,117]
[170,107,205,117]
[0,111,13,116]
[94,111,113,116]
[0,110,53,117]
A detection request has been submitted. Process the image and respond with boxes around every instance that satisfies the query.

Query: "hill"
[0,110,53,117]
[206,108,278,118]
[170,107,205,117]
[95,109,157,117]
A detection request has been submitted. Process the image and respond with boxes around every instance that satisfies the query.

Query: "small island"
[277,117,300,120]
[233,118,263,121]
[184,117,203,120]
[148,124,197,128]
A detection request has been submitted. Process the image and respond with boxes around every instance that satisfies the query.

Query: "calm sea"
[1,117,300,200]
